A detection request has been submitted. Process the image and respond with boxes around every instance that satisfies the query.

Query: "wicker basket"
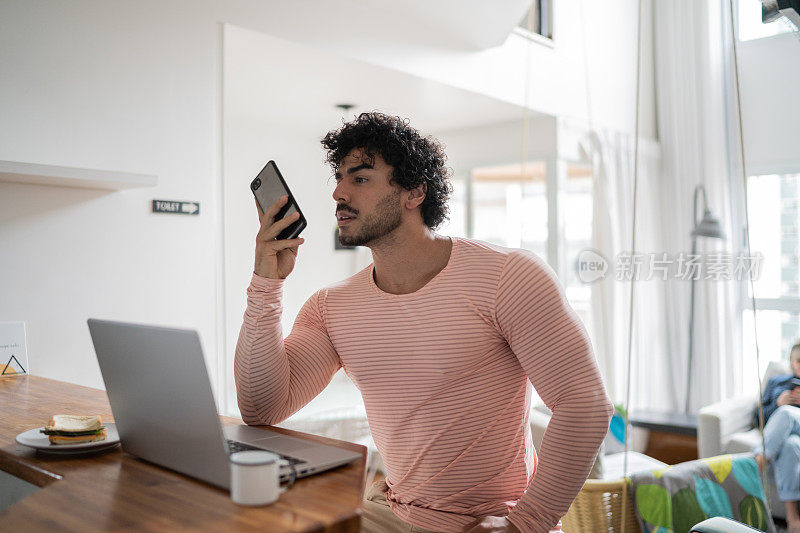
[561,478,641,533]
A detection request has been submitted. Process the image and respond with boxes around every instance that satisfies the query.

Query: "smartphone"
[250,160,307,240]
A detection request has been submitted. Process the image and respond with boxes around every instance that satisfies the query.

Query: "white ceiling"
[224,24,540,136]
[231,0,533,52]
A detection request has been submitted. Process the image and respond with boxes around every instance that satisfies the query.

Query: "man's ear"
[405,183,427,209]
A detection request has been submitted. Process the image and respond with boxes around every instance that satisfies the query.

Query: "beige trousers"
[361,480,440,533]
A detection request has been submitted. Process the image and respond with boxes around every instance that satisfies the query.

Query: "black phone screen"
[250,161,306,240]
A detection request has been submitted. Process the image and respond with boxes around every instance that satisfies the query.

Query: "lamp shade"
[691,209,726,239]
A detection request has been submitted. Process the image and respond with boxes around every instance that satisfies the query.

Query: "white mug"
[229,450,296,506]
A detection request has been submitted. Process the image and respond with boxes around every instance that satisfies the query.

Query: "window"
[744,173,800,367]
[438,178,468,238]
[563,167,594,328]
[470,162,548,258]
[517,0,553,41]
[738,0,798,41]
[466,161,594,329]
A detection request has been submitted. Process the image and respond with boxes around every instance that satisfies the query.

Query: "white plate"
[16,423,120,454]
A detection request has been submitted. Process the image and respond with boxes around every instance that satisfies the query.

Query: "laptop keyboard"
[226,439,306,466]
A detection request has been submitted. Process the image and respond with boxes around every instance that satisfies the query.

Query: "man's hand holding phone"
[254,195,305,279]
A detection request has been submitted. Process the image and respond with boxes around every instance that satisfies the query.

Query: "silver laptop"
[87,318,361,490]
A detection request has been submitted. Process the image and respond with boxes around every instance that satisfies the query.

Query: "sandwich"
[41,415,107,445]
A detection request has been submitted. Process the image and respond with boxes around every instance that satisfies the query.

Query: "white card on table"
[0,321,28,377]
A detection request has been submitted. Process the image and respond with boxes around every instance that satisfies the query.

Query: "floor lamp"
[685,185,726,414]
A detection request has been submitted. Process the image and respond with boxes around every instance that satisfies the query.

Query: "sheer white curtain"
[582,0,743,414]
[582,130,671,412]
[655,0,743,413]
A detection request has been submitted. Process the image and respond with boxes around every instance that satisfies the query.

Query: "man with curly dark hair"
[235,112,613,533]
[321,112,453,239]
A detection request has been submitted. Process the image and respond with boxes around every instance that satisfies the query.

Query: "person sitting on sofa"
[754,341,800,532]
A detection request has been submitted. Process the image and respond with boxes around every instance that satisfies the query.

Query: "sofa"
[698,360,791,520]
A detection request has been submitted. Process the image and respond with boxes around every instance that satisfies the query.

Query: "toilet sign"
[152,200,200,215]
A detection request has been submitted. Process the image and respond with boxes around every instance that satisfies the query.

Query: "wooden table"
[0,375,367,532]
[629,409,698,465]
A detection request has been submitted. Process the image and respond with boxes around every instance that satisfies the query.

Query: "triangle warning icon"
[2,355,26,375]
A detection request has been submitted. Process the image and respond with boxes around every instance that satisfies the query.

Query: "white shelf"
[0,160,157,190]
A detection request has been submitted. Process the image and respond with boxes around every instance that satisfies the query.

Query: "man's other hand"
[463,516,521,532]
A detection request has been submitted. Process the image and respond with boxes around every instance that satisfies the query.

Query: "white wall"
[0,1,224,394]
[739,33,800,174]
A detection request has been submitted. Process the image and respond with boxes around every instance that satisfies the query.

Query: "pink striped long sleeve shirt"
[235,237,613,532]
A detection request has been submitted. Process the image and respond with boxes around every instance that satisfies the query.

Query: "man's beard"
[338,190,402,247]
